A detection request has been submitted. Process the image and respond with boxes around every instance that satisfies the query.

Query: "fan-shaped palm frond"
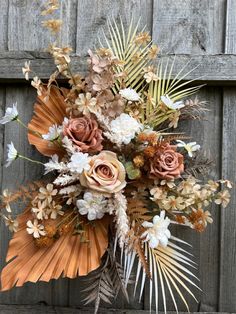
[146,57,204,127]
[99,17,152,92]
[123,237,200,313]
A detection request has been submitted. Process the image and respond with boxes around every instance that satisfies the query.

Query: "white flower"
[42,124,63,141]
[32,201,48,220]
[76,191,108,220]
[48,201,64,219]
[26,219,46,238]
[67,152,90,174]
[176,140,201,157]
[119,88,140,102]
[4,215,19,232]
[106,113,143,145]
[5,142,18,167]
[161,95,185,110]
[75,92,98,115]
[141,211,171,248]
[0,103,18,124]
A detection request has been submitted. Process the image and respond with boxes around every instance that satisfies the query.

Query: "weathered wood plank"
[152,0,225,54]
[0,1,9,50]
[219,87,236,312]
[0,86,69,305]
[76,0,153,55]
[69,1,154,309]
[7,0,77,51]
[0,304,233,314]
[225,0,236,54]
[1,52,236,84]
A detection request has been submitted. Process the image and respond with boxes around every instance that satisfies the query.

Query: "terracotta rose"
[63,117,103,153]
[80,151,126,193]
[149,144,184,179]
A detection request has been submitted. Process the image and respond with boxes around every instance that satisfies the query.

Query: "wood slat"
[68,0,153,310]
[0,1,9,50]
[219,3,236,311]
[225,0,236,54]
[0,304,233,314]
[152,0,225,54]
[76,0,153,55]
[219,87,236,312]
[1,52,236,83]
[7,0,78,51]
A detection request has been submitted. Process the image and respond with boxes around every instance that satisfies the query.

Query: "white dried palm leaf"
[123,237,200,313]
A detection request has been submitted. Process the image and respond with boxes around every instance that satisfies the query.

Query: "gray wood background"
[0,0,236,313]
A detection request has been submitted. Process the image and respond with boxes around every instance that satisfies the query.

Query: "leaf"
[82,241,129,313]
[122,237,199,313]
[0,209,110,291]
[124,161,141,180]
[99,18,152,92]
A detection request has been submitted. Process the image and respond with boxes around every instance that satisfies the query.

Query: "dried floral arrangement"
[0,1,232,313]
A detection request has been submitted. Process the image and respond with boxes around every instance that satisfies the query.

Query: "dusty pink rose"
[149,144,184,180]
[63,117,103,153]
[80,151,126,193]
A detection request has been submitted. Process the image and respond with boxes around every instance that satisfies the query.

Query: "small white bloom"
[141,211,171,248]
[5,142,18,167]
[107,113,143,145]
[119,88,140,102]
[68,152,90,174]
[26,219,46,238]
[76,191,108,220]
[0,103,18,124]
[32,201,48,220]
[42,124,63,141]
[176,140,201,157]
[4,215,19,232]
[161,94,185,110]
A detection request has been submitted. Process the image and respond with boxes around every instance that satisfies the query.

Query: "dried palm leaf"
[1,208,110,291]
[184,153,213,178]
[99,17,152,92]
[146,57,204,128]
[28,85,69,157]
[123,237,199,313]
[82,243,128,314]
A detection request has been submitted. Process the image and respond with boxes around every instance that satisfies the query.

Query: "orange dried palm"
[1,208,110,291]
[28,86,69,157]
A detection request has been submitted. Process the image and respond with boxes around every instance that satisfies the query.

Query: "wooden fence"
[0,0,236,313]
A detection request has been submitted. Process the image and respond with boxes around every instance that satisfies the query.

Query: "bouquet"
[0,2,232,313]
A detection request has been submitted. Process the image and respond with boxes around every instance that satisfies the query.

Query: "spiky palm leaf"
[82,245,129,314]
[123,237,200,313]
[99,17,152,92]
[146,57,204,127]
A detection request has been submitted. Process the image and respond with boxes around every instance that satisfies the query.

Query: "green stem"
[19,155,44,165]
[16,118,42,138]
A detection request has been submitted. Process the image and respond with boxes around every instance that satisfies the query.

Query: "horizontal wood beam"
[0,305,233,314]
[0,52,236,85]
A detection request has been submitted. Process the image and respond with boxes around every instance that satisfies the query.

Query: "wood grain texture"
[152,0,225,54]
[76,0,153,55]
[7,0,77,51]
[219,88,236,312]
[225,0,236,54]
[2,52,236,83]
[0,1,9,50]
[0,304,233,314]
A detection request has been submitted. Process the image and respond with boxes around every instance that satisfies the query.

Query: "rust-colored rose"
[80,151,126,193]
[149,144,184,179]
[63,117,103,153]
